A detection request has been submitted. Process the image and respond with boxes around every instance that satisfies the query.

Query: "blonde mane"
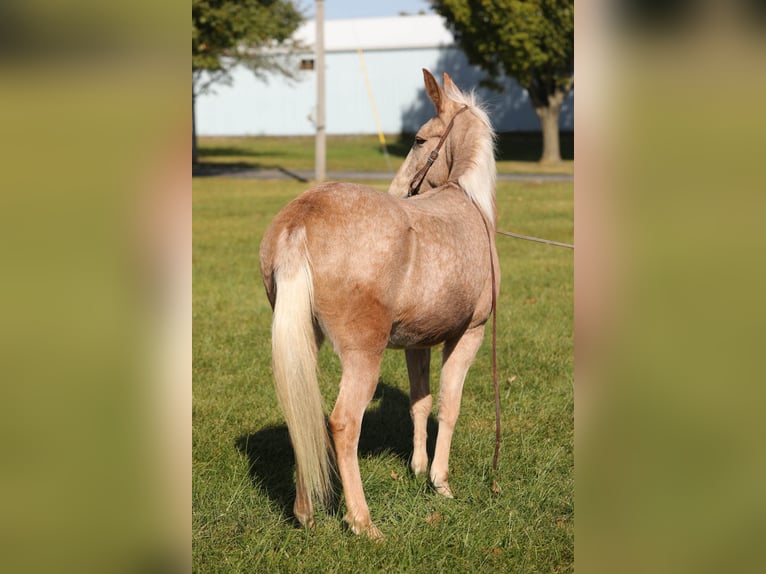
[443,85,497,223]
[445,86,497,225]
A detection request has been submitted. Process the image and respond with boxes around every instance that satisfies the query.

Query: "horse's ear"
[422,68,443,112]
[442,72,458,97]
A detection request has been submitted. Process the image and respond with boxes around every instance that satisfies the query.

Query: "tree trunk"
[534,88,566,164]
[192,92,198,164]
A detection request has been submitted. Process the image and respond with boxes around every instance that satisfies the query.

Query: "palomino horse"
[259,70,498,539]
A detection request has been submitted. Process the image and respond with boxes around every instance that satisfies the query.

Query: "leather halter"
[407,106,470,197]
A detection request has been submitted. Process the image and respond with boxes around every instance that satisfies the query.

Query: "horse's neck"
[447,124,496,224]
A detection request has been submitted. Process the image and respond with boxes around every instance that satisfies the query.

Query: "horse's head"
[388,69,497,222]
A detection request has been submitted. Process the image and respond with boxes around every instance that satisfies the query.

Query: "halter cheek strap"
[408,106,470,197]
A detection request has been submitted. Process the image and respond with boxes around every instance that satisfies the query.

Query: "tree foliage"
[192,0,304,94]
[432,0,574,161]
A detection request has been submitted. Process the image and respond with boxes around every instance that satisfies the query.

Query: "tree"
[431,0,574,163]
[192,0,304,162]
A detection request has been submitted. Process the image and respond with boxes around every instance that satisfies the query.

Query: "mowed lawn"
[196,133,574,175]
[193,176,573,572]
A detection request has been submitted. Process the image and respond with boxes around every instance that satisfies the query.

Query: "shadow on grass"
[198,147,280,159]
[192,161,264,177]
[495,131,574,162]
[193,162,309,182]
[235,382,437,520]
[390,131,574,161]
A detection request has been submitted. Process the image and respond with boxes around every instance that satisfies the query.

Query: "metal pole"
[315,0,326,182]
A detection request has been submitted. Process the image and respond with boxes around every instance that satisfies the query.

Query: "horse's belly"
[386,311,474,349]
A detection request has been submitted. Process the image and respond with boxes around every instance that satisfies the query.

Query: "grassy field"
[193,176,573,572]
[196,132,574,175]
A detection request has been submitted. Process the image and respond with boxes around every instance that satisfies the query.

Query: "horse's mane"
[443,85,497,223]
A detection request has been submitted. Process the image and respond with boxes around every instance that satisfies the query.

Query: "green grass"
[193,177,573,572]
[196,132,574,175]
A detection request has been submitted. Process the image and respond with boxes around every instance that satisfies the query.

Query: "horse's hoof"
[433,481,454,499]
[296,513,315,529]
[411,457,429,476]
[345,515,385,541]
[362,523,385,541]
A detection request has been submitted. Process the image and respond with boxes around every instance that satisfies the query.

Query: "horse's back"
[261,182,408,263]
[259,183,411,322]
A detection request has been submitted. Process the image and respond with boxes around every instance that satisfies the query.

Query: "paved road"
[193,164,573,184]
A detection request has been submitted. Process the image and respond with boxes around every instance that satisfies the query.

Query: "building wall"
[195,47,573,136]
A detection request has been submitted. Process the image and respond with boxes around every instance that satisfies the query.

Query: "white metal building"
[195,14,573,136]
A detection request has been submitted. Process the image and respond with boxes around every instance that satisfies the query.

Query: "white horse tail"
[271,228,333,506]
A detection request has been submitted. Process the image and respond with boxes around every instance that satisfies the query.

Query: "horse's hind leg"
[432,325,485,498]
[329,349,384,539]
[405,348,431,476]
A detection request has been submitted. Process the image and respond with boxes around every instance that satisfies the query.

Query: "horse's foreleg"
[405,348,431,476]
[329,350,384,540]
[432,325,485,498]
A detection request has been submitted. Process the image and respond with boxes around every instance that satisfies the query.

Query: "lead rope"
[487,217,501,473]
[497,229,574,250]
[470,196,501,474]
[407,104,503,475]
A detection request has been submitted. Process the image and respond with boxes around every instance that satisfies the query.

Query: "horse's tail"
[270,229,333,506]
